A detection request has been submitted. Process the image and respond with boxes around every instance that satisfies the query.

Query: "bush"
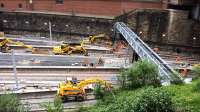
[88,87,175,112]
[0,94,26,112]
[133,87,175,112]
[193,79,200,92]
[40,96,63,112]
[118,59,160,89]
[94,83,105,100]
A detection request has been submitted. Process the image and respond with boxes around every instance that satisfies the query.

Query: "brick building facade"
[0,0,163,16]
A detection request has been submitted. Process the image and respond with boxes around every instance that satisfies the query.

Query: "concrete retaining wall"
[0,9,199,49]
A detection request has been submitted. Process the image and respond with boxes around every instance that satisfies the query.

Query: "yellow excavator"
[57,77,111,101]
[52,34,107,56]
[0,38,34,53]
[52,41,88,56]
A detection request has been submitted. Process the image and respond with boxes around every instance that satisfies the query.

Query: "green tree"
[118,59,160,89]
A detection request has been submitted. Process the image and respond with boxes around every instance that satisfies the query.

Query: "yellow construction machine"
[57,77,111,102]
[87,33,106,43]
[83,33,112,45]
[52,42,88,56]
[0,38,34,53]
[52,33,108,56]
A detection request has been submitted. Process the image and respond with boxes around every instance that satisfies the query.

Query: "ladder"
[114,22,182,83]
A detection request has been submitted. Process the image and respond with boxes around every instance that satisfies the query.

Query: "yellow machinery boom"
[85,33,112,46]
[57,77,111,101]
[87,34,106,43]
[0,38,34,53]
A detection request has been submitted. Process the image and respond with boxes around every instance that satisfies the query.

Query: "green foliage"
[117,68,128,89]
[88,89,139,112]
[170,71,183,85]
[165,81,200,112]
[40,102,54,112]
[78,106,90,112]
[94,83,104,100]
[86,79,200,112]
[193,79,200,92]
[191,66,200,77]
[133,87,175,112]
[87,87,175,112]
[0,94,26,112]
[40,96,63,112]
[118,59,160,89]
[54,96,64,112]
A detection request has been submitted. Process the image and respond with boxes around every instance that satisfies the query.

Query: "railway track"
[0,66,120,91]
[22,95,96,112]
[18,91,96,112]
[29,100,96,112]
[0,52,129,66]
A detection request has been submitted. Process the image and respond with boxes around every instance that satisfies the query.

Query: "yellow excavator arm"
[88,34,105,43]
[81,34,106,45]
[0,38,33,49]
[0,38,34,52]
[80,39,89,47]
[77,79,111,89]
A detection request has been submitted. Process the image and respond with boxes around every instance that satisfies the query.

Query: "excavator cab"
[0,38,10,53]
[0,44,10,53]
[65,76,78,85]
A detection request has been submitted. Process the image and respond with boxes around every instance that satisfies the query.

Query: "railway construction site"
[0,7,200,112]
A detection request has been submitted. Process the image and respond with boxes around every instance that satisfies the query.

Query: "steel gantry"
[114,22,182,84]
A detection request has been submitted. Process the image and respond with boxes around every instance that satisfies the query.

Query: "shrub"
[89,87,175,112]
[40,96,63,112]
[0,94,26,112]
[133,87,175,112]
[193,79,200,92]
[118,59,160,89]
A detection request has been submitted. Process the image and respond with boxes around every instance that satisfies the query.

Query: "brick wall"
[0,0,163,16]
[0,0,29,11]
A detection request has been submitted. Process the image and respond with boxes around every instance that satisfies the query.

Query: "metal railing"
[114,22,182,83]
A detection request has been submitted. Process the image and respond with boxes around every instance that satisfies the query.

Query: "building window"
[18,3,22,8]
[56,0,64,4]
[0,3,4,8]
